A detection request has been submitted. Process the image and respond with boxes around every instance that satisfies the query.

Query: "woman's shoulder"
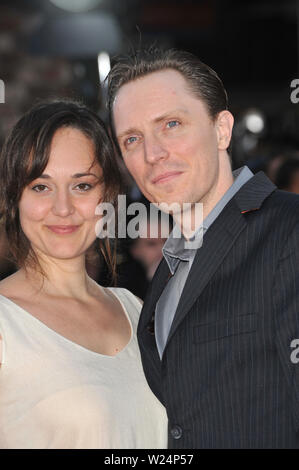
[106,287,143,326]
[0,270,23,294]
[0,275,17,305]
[0,272,36,312]
[107,287,143,306]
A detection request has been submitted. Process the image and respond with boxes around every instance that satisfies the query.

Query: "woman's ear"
[215,110,234,151]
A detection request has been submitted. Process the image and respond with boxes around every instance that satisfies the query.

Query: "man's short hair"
[107,47,229,126]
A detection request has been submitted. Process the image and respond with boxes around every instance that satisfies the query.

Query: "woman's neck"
[22,254,95,300]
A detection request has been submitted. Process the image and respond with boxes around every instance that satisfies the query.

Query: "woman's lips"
[152,171,183,184]
[46,225,80,234]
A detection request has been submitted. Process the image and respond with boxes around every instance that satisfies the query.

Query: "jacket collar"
[234,170,276,213]
[138,171,277,354]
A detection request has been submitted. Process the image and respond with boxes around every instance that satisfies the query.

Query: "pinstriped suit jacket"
[137,171,299,448]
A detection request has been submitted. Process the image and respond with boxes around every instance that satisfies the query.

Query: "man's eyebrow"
[37,172,99,179]
[117,127,139,141]
[153,108,189,124]
[117,108,189,141]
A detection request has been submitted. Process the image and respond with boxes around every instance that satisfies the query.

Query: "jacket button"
[170,425,183,439]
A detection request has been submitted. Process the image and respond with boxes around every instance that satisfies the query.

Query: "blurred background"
[1,0,299,297]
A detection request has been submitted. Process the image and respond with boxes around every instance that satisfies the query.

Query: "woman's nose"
[51,189,75,217]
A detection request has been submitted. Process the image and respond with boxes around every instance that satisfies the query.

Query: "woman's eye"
[166,120,180,129]
[31,184,48,193]
[75,183,93,192]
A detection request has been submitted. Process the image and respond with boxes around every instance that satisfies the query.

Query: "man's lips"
[46,225,80,234]
[151,171,183,184]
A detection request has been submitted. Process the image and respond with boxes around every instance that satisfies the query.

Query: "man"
[107,48,299,448]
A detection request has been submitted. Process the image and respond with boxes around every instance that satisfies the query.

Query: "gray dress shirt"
[155,166,254,358]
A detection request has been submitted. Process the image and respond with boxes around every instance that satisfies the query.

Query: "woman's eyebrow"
[37,172,99,179]
[72,172,100,178]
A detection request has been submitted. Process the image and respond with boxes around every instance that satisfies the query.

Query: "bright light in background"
[243,109,265,134]
[98,52,111,85]
[0,79,4,103]
[49,0,103,13]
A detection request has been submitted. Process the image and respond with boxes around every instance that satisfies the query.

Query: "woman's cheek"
[81,196,104,221]
[19,197,51,222]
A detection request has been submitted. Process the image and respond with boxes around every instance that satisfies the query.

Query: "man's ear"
[215,110,234,151]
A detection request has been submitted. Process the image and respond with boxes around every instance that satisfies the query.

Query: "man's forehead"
[113,69,193,107]
[113,70,206,133]
[115,108,190,140]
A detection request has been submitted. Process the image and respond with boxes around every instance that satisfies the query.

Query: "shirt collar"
[162,166,254,274]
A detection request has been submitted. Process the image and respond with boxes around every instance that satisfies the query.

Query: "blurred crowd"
[1,107,298,300]
[1,4,299,300]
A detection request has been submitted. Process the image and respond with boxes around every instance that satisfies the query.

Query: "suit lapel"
[138,258,170,333]
[137,259,170,369]
[138,170,277,359]
[165,171,277,352]
[165,199,247,350]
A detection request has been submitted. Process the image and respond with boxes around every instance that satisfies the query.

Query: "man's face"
[113,69,233,214]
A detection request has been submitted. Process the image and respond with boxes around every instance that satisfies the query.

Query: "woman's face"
[19,127,104,263]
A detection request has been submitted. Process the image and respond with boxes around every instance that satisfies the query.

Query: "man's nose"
[51,189,75,217]
[144,135,169,164]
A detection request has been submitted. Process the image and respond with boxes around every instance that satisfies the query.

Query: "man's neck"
[175,165,234,239]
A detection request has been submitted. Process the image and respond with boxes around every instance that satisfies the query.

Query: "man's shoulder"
[263,188,299,221]
[268,187,299,204]
[238,170,299,224]
[246,187,299,245]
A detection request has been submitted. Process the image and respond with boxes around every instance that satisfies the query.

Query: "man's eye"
[166,120,180,129]
[31,184,48,192]
[75,183,93,192]
[125,136,138,146]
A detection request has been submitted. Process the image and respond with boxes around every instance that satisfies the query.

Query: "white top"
[0,288,167,449]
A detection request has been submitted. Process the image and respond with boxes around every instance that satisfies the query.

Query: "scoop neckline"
[0,288,134,359]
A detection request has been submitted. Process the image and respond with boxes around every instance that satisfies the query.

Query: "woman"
[0,100,167,449]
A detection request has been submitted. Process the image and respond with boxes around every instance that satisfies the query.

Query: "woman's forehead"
[45,127,100,172]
